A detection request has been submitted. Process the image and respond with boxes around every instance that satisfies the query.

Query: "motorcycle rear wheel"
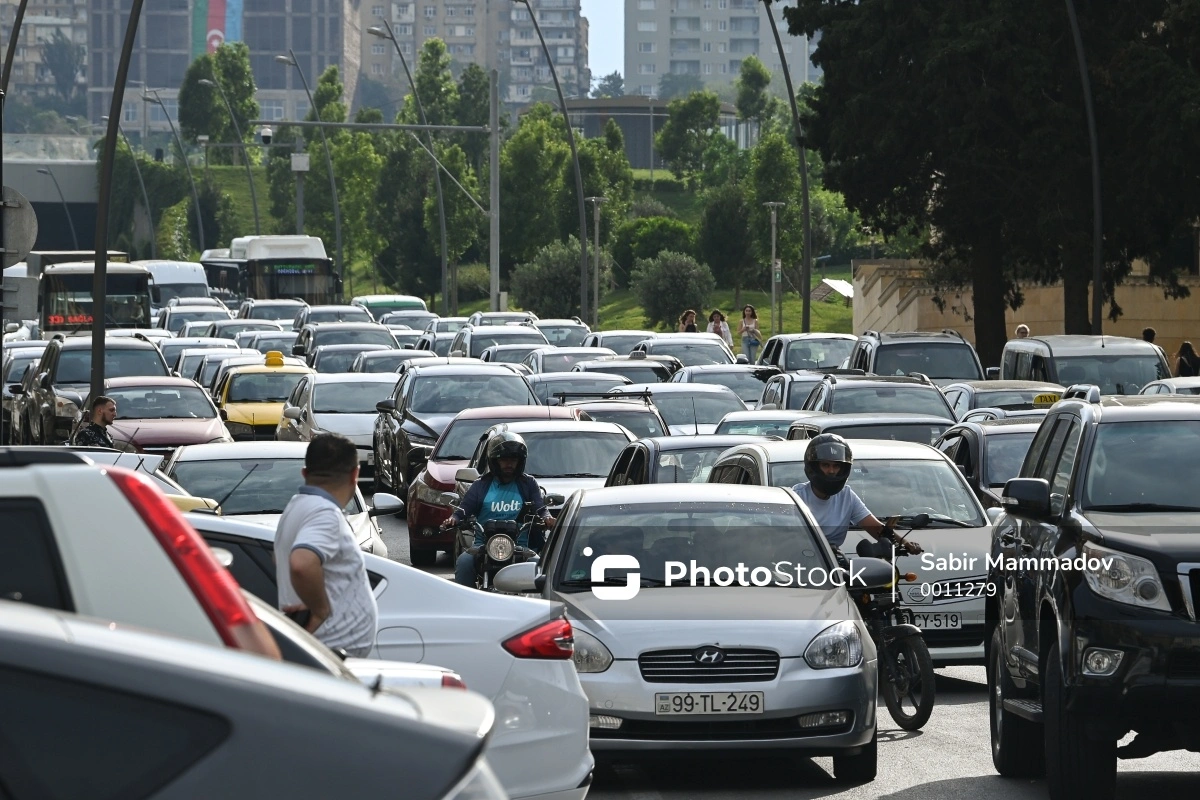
[881,635,935,730]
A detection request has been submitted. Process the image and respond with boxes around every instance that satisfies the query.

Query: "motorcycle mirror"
[845,557,895,591]
[911,513,930,529]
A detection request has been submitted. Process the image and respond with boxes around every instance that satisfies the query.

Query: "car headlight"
[572,629,613,673]
[412,480,450,505]
[225,422,254,438]
[486,534,515,561]
[804,621,863,669]
[1081,542,1171,611]
[402,428,437,446]
[54,396,79,416]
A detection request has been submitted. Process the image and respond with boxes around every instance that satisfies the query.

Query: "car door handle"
[999,532,1019,545]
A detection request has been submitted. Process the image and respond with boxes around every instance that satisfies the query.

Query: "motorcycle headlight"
[572,630,613,673]
[486,534,515,562]
[804,621,863,669]
[1081,542,1170,612]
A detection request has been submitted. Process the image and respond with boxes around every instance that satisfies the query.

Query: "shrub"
[632,251,715,330]
[511,238,612,319]
[157,199,192,261]
[455,263,490,302]
[610,216,696,289]
[629,197,679,220]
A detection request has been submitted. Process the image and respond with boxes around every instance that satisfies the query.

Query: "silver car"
[495,483,881,781]
[277,372,399,479]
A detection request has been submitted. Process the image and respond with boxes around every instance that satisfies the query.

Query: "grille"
[591,715,852,741]
[638,649,779,684]
[252,424,277,439]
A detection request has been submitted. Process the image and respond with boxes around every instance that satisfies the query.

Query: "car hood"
[426,458,469,488]
[111,417,229,447]
[227,511,373,546]
[225,402,285,426]
[1083,511,1200,562]
[314,412,375,440]
[406,411,457,440]
[558,587,859,659]
[533,477,607,502]
[667,423,719,435]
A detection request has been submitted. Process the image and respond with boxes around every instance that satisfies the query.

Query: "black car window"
[0,666,229,800]
[607,448,635,485]
[830,386,952,418]
[1020,415,1060,478]
[408,374,536,413]
[1034,418,1073,484]
[985,432,1037,487]
[937,434,961,459]
[201,535,279,606]
[874,343,981,380]
[626,449,647,484]
[1048,419,1082,515]
[0,499,72,611]
[1082,420,1200,510]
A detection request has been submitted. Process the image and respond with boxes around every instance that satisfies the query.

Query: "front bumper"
[580,657,877,751]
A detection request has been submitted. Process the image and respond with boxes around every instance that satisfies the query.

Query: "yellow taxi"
[214,351,314,441]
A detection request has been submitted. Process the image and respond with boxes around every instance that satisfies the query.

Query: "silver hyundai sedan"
[495,483,882,783]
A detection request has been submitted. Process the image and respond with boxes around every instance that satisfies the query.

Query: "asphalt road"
[372,500,1200,799]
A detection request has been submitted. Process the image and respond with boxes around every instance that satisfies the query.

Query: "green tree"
[610,217,696,288]
[333,132,386,283]
[211,42,259,163]
[500,104,570,273]
[41,29,84,102]
[403,38,459,127]
[177,44,258,165]
[425,142,480,268]
[592,71,625,98]
[375,135,440,299]
[633,251,715,330]
[177,55,224,143]
[511,238,610,318]
[455,63,490,172]
[749,132,804,277]
[604,117,624,154]
[658,73,704,100]
[654,91,721,187]
[735,55,778,138]
[699,183,757,307]
[292,66,349,253]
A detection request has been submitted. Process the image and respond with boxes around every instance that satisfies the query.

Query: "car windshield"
[488,347,539,364]
[650,393,747,426]
[469,333,547,357]
[166,309,228,333]
[580,408,665,439]
[1055,355,1168,395]
[716,418,795,436]
[650,342,733,366]
[108,386,216,419]
[583,364,669,382]
[409,374,536,413]
[380,312,437,327]
[313,381,395,414]
[874,343,982,380]
[539,326,588,347]
[533,377,626,403]
[1083,420,1200,509]
[514,431,630,478]
[830,387,952,418]
[689,370,775,403]
[56,349,166,383]
[357,353,417,373]
[541,352,598,372]
[783,339,855,370]
[315,350,375,373]
[171,458,359,516]
[432,336,454,356]
[152,283,208,305]
[313,329,396,348]
[179,353,210,378]
[821,423,949,445]
[599,335,649,354]
[392,331,422,347]
[985,432,1037,487]
[250,305,304,321]
[557,502,824,589]
[785,380,822,409]
[309,308,372,324]
[5,354,38,382]
[975,389,1057,409]
[435,320,467,333]
[654,446,741,483]
[251,335,298,355]
[364,303,426,317]
[198,354,244,386]
[227,372,306,403]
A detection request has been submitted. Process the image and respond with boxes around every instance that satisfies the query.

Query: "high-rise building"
[0,0,89,101]
[624,0,819,98]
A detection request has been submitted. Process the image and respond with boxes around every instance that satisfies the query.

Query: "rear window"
[823,423,948,445]
[875,342,982,381]
[313,329,396,348]
[581,408,665,439]
[0,498,72,610]
[650,342,732,367]
[468,333,547,358]
[248,304,303,321]
[830,387,952,419]
[538,326,588,347]
[57,348,167,383]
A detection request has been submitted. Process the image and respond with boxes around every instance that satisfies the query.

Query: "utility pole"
[764,202,785,336]
[490,69,501,314]
[585,197,607,327]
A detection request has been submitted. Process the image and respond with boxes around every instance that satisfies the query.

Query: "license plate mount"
[654,691,765,715]
[912,612,962,630]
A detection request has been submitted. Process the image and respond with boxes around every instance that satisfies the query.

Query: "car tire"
[988,627,1044,777]
[832,728,877,784]
[1044,638,1116,800]
[410,548,437,568]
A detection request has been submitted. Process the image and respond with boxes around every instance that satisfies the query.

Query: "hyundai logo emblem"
[693,646,725,665]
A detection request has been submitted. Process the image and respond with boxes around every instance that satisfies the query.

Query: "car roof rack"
[941,328,966,340]
[1062,384,1101,403]
[907,372,933,384]
[0,447,90,467]
[862,330,880,338]
[558,391,655,406]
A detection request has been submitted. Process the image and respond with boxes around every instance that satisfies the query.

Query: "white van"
[136,260,210,321]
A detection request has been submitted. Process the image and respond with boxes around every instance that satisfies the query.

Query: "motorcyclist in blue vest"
[442,431,556,586]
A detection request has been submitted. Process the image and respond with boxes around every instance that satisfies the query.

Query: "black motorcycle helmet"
[804,433,853,496]
[486,430,528,478]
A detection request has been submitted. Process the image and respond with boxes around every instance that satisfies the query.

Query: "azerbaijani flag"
[191,0,244,59]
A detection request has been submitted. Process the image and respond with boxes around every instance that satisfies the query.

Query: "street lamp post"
[199,76,261,235]
[368,21,450,315]
[764,201,785,335]
[761,0,813,333]
[37,167,77,249]
[101,115,156,258]
[142,89,205,252]
[276,51,344,288]
[513,0,589,320]
[585,196,606,328]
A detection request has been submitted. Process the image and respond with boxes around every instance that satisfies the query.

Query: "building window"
[446,6,456,15]
[397,24,412,34]
[718,42,726,52]
[123,105,137,122]
[639,84,653,95]
[703,63,712,74]
[704,0,712,7]
[424,25,436,35]
[719,0,727,7]
[370,43,384,55]
[703,20,711,31]
[465,6,473,16]
[372,63,384,74]
[718,20,726,31]
[260,99,285,120]
[638,63,656,74]
[719,63,727,74]
[424,5,435,18]
[638,0,656,8]
[148,99,178,123]
[372,5,383,16]
[637,42,656,53]
[637,21,657,32]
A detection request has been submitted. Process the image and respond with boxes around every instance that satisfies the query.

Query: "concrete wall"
[852,260,1200,367]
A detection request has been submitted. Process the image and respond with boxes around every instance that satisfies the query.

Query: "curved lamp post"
[101,114,156,258]
[200,76,261,235]
[142,88,205,252]
[761,0,813,333]
[368,22,450,314]
[37,167,77,249]
[276,51,343,284]
[512,0,588,319]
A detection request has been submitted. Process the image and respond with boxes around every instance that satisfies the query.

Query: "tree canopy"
[592,71,625,98]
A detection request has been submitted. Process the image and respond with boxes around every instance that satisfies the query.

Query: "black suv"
[801,373,956,420]
[844,330,984,386]
[987,387,1200,799]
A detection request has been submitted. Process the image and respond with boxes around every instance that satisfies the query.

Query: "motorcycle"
[851,514,936,731]
[450,501,545,592]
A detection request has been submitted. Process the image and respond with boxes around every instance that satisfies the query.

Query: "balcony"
[670,38,701,56]
[669,60,700,75]
[729,17,759,34]
[729,38,759,55]
[670,17,701,34]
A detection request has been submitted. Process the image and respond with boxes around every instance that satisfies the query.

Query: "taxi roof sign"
[1033,393,1061,408]
[264,350,286,367]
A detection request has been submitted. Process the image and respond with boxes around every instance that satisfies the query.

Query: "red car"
[78,376,233,458]
[405,404,581,566]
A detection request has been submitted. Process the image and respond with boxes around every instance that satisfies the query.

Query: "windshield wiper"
[225,508,287,515]
[558,472,607,478]
[1084,503,1200,513]
[559,577,663,589]
[916,514,977,528]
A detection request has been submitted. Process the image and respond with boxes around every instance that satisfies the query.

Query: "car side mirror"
[493,562,544,594]
[546,493,566,506]
[438,491,460,507]
[292,344,305,356]
[456,467,480,483]
[375,398,396,414]
[450,350,465,357]
[1001,478,1052,519]
[8,383,23,395]
[39,373,51,390]
[369,492,405,517]
[219,408,229,421]
[986,367,1000,380]
[843,557,896,591]
[283,406,301,420]
[407,445,433,467]
[736,354,749,364]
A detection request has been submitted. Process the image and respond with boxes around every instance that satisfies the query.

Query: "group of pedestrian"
[678,305,764,361]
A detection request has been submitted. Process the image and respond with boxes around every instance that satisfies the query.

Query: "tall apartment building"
[0,0,89,100]
[624,0,820,98]
[88,0,361,134]
[362,1,589,111]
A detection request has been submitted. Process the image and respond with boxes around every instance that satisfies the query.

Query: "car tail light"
[441,673,468,689]
[106,466,281,660]
[502,617,574,659]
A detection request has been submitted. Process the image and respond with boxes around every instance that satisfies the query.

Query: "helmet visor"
[810,440,851,463]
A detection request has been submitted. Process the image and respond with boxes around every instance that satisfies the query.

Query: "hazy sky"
[581,0,623,82]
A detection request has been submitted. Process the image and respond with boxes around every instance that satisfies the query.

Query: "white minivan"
[137,260,210,322]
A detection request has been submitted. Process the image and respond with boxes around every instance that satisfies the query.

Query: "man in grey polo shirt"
[276,433,378,657]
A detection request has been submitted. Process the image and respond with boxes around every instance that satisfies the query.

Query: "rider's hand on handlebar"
[902,539,924,555]
[440,516,456,530]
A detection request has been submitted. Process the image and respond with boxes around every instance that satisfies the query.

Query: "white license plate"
[913,612,961,630]
[366,452,374,465]
[654,691,764,715]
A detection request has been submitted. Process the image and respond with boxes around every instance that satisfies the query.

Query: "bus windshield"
[42,273,151,331]
[244,260,337,305]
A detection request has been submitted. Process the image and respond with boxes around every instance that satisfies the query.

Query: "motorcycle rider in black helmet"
[441,430,556,586]
[791,433,922,561]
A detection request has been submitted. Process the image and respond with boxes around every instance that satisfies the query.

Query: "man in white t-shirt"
[276,433,378,657]
[791,433,922,559]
